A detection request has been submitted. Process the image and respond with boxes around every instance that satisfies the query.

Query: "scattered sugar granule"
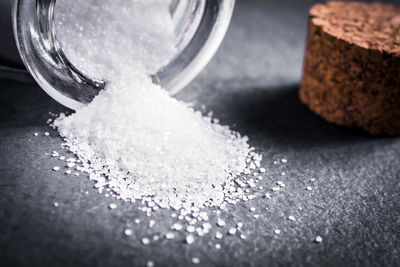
[135,219,141,224]
[249,207,256,212]
[59,156,66,160]
[240,234,247,240]
[265,193,271,199]
[172,223,183,231]
[281,172,286,176]
[274,229,281,235]
[165,232,175,240]
[146,261,154,267]
[44,132,50,136]
[315,236,323,243]
[253,214,260,219]
[51,151,59,157]
[288,215,296,221]
[191,257,200,265]
[217,219,226,227]
[187,226,196,233]
[259,167,266,173]
[54,202,59,207]
[202,222,212,230]
[109,203,117,209]
[215,243,221,250]
[310,178,316,182]
[237,222,243,228]
[67,162,75,168]
[271,187,280,192]
[123,228,132,236]
[149,220,155,228]
[215,231,223,240]
[306,186,313,191]
[142,237,150,245]
[34,132,38,136]
[228,228,237,235]
[52,166,60,171]
[186,235,195,245]
[74,172,80,176]
[153,235,160,241]
[281,158,287,163]
[65,170,72,175]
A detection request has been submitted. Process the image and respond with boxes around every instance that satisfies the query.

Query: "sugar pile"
[53,0,261,211]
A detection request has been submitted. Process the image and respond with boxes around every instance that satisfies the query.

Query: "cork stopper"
[300,1,400,135]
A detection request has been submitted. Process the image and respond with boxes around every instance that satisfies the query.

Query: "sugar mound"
[53,0,261,210]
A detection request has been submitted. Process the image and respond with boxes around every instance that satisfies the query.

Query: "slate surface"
[1,1,400,266]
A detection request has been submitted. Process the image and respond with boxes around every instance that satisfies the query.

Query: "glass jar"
[9,0,235,110]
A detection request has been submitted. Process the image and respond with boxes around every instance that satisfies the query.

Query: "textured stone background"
[1,0,400,266]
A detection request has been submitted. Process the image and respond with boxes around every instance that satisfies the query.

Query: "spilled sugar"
[53,0,261,211]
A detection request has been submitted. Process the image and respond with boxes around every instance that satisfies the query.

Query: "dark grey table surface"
[1,1,400,266]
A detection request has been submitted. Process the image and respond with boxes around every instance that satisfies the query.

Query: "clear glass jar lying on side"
[11,0,235,110]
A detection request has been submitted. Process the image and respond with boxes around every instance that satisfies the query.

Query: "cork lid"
[310,1,400,54]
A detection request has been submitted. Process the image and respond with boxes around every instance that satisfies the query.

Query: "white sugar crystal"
[215,231,223,239]
[134,219,141,224]
[44,132,50,136]
[306,186,313,191]
[52,166,60,171]
[54,202,59,207]
[259,167,266,173]
[228,228,237,235]
[146,261,154,267]
[142,237,150,245]
[109,203,117,209]
[192,257,200,264]
[124,229,133,236]
[165,232,175,240]
[240,234,247,240]
[274,229,281,235]
[149,220,155,228]
[217,219,226,227]
[34,132,38,136]
[67,162,75,168]
[315,235,323,243]
[172,223,183,231]
[215,243,221,249]
[196,227,204,237]
[186,235,195,245]
[281,158,287,163]
[187,226,196,233]
[65,170,72,175]
[288,215,296,221]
